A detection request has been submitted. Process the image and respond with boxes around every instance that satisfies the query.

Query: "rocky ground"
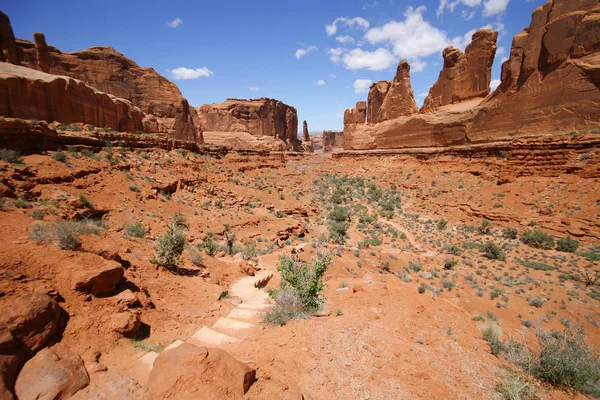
[1,134,599,399]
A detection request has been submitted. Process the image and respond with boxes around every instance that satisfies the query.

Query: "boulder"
[374,60,418,122]
[147,343,255,400]
[0,11,19,65]
[0,323,25,399]
[0,63,144,133]
[109,312,141,337]
[14,343,89,400]
[197,97,298,145]
[343,101,367,125]
[421,29,498,112]
[72,260,124,296]
[0,293,61,355]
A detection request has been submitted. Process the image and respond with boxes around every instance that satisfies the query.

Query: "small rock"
[109,312,141,337]
[114,289,141,310]
[72,260,124,296]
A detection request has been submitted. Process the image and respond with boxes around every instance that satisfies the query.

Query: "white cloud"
[483,0,509,16]
[353,79,373,94]
[490,79,501,91]
[316,80,326,85]
[329,74,337,78]
[462,10,476,20]
[249,87,260,91]
[295,45,317,59]
[326,17,370,36]
[170,67,213,79]
[336,35,355,44]
[417,92,428,98]
[363,1,379,10]
[343,48,395,71]
[328,48,346,63]
[410,59,428,72]
[496,46,505,56]
[167,18,182,28]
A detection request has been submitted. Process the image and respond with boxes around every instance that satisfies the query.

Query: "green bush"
[123,219,146,238]
[153,221,186,270]
[78,194,94,209]
[263,287,307,326]
[14,197,31,209]
[277,253,331,312]
[482,242,506,261]
[481,322,504,356]
[557,236,580,253]
[202,232,218,256]
[444,258,459,270]
[521,230,555,249]
[328,221,349,244]
[53,151,67,163]
[533,325,600,395]
[0,149,23,164]
[328,206,350,222]
[502,227,518,240]
[30,219,102,250]
[478,219,492,235]
[437,219,448,230]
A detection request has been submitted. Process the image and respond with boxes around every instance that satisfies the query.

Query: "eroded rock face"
[372,61,418,123]
[15,343,89,400]
[470,0,600,142]
[197,98,298,144]
[0,12,19,65]
[344,101,366,126]
[421,29,498,112]
[148,343,256,400]
[14,34,198,140]
[323,130,344,152]
[302,120,309,141]
[0,63,144,133]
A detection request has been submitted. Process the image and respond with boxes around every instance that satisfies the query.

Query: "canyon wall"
[343,1,600,150]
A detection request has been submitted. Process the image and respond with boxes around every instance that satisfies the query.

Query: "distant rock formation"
[303,120,309,141]
[344,101,366,126]
[33,32,51,73]
[323,130,344,152]
[0,63,144,133]
[197,98,298,142]
[343,0,600,151]
[0,11,19,65]
[369,61,418,123]
[421,29,498,113]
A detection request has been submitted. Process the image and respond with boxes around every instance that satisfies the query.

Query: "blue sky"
[5,0,546,132]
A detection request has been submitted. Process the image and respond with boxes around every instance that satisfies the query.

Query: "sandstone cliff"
[421,29,498,113]
[197,98,298,144]
[344,101,366,126]
[323,130,344,152]
[369,61,418,123]
[343,0,600,150]
[0,13,199,142]
[0,63,144,133]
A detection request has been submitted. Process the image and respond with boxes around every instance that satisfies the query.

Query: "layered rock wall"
[372,61,418,123]
[197,98,298,143]
[0,63,144,133]
[344,101,366,126]
[323,130,344,152]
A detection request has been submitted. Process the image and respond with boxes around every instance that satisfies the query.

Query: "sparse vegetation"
[0,149,23,164]
[520,230,555,250]
[123,219,146,238]
[152,219,186,271]
[556,236,580,253]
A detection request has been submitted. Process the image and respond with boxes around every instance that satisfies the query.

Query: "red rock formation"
[302,120,309,141]
[0,11,19,65]
[323,130,344,152]
[367,81,389,124]
[421,29,498,113]
[373,60,418,123]
[344,101,367,126]
[14,36,198,141]
[197,98,298,143]
[470,0,600,142]
[0,63,144,133]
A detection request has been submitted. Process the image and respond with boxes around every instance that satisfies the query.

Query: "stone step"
[227,308,261,323]
[211,317,255,339]
[187,326,240,348]
[164,340,185,351]
[130,351,159,386]
[237,302,272,311]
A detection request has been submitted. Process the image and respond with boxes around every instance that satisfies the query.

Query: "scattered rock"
[114,289,141,310]
[148,343,256,399]
[0,293,61,355]
[14,343,89,400]
[109,312,141,337]
[72,260,124,296]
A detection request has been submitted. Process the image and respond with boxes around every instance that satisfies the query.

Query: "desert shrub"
[482,242,506,261]
[153,220,186,270]
[328,206,350,222]
[263,287,307,326]
[520,259,555,271]
[481,322,504,355]
[202,232,218,256]
[55,221,83,250]
[0,197,6,211]
[521,230,555,249]
[528,297,545,308]
[495,373,537,400]
[188,247,203,267]
[129,185,141,193]
[123,219,146,238]
[80,149,95,157]
[0,149,23,164]
[31,209,46,220]
[328,221,349,244]
[557,236,580,253]
[30,220,102,250]
[14,197,31,209]
[532,325,600,395]
[444,258,459,270]
[78,194,94,209]
[224,224,235,255]
[478,219,492,235]
[437,219,448,230]
[502,227,518,240]
[277,253,331,312]
[444,245,462,256]
[53,151,67,163]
